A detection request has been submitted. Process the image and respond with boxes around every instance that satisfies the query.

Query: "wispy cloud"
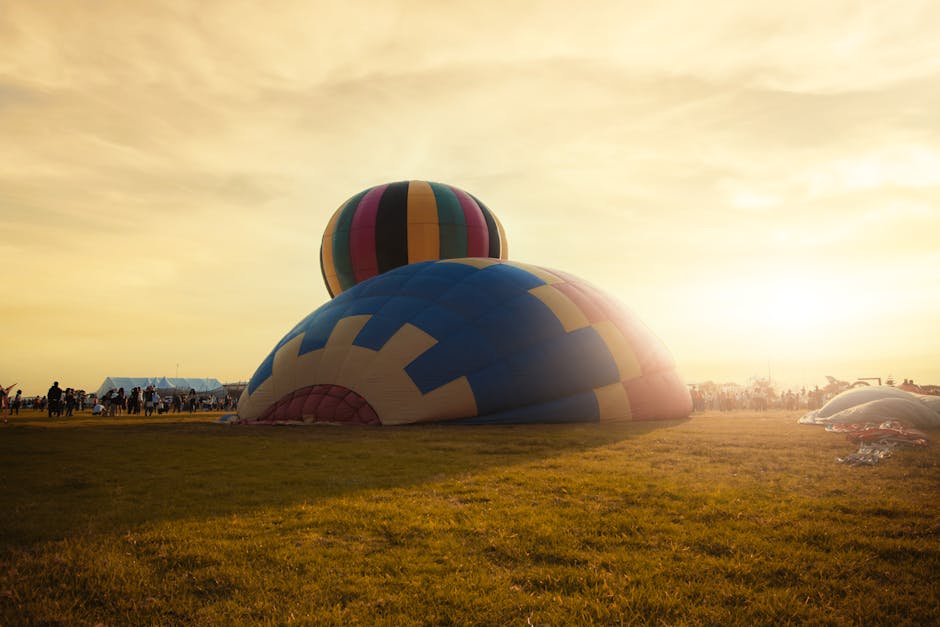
[2,1,939,392]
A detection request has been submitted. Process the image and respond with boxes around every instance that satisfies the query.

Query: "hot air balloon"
[320,180,508,297]
[238,259,691,425]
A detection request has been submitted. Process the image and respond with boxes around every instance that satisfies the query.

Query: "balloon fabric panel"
[320,191,358,298]
[625,370,692,420]
[450,391,600,424]
[430,183,468,258]
[330,189,368,294]
[354,300,432,352]
[467,326,620,416]
[247,309,320,395]
[374,181,410,275]
[260,385,380,425]
[472,195,503,258]
[493,211,508,258]
[405,180,440,264]
[349,184,387,283]
[452,188,490,257]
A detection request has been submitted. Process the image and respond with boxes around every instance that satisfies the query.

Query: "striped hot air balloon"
[320,180,508,297]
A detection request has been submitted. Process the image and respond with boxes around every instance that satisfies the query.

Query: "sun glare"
[691,270,873,361]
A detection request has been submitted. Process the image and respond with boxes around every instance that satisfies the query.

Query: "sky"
[3,1,939,396]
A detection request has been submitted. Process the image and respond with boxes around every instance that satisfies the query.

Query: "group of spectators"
[2,382,91,418]
[96,386,205,416]
[689,382,831,413]
[42,381,87,417]
[1,381,239,418]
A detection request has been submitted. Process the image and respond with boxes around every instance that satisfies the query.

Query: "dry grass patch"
[1,410,938,624]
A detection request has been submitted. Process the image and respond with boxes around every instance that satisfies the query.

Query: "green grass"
[1,409,938,625]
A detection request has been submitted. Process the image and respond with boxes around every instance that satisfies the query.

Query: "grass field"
[1,409,938,625]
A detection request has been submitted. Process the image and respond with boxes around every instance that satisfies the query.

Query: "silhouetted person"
[47,381,63,418]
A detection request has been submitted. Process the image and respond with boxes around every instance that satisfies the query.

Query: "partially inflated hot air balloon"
[238,259,692,425]
[320,180,508,297]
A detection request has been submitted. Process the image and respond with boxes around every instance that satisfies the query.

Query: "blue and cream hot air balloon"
[238,259,692,425]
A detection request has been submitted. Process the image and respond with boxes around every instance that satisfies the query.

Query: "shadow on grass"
[0,416,687,548]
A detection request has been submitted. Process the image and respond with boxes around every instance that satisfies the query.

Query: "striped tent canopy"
[320,180,508,297]
[239,259,692,426]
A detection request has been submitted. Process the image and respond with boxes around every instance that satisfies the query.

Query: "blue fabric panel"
[463,361,513,408]
[398,274,463,301]
[472,292,565,359]
[352,297,430,350]
[424,259,480,283]
[405,328,500,393]
[353,261,426,297]
[432,263,543,318]
[436,281,501,319]
[329,284,357,306]
[346,295,392,317]
[449,391,600,424]
[408,304,468,341]
[372,296,432,322]
[353,274,403,298]
[469,326,620,416]
[352,314,406,351]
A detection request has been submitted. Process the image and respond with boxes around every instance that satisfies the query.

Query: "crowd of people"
[688,375,936,413]
[3,376,934,420]
[689,383,827,413]
[1,381,239,418]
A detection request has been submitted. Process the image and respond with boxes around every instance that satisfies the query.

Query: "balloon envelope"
[240,259,691,425]
[320,180,508,297]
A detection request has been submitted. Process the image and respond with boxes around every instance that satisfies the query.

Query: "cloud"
[2,1,940,392]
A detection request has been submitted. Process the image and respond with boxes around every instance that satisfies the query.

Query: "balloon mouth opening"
[252,384,380,425]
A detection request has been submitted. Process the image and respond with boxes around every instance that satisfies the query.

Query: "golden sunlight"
[689,269,877,360]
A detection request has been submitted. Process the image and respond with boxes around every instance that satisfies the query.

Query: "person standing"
[143,386,155,417]
[47,381,63,418]
[11,390,22,416]
[64,388,76,417]
[104,389,116,416]
[130,387,141,414]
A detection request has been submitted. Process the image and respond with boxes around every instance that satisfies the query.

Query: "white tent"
[94,377,226,398]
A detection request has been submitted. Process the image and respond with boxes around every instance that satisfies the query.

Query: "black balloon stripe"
[375,181,411,274]
[471,194,502,258]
